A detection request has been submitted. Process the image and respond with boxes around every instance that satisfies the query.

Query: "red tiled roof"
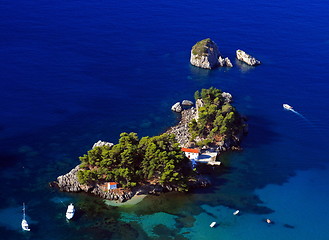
[181,148,200,153]
[109,182,117,185]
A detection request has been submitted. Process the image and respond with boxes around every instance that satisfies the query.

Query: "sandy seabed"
[105,194,147,207]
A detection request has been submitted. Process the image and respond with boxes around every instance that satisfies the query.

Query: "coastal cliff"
[53,165,134,202]
[52,163,209,202]
[190,38,232,69]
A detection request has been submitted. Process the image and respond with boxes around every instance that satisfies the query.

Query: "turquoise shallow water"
[109,165,329,240]
[1,0,329,239]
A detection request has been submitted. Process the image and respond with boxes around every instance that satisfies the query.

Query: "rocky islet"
[190,38,233,69]
[190,38,261,69]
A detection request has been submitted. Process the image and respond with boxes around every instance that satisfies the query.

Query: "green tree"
[76,132,193,191]
[194,90,201,100]
[188,87,244,147]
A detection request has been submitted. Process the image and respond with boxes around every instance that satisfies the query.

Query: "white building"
[181,148,200,160]
[100,182,118,191]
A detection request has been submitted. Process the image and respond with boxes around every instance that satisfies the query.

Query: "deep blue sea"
[1,0,329,239]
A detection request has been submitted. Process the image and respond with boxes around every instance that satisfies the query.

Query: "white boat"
[283,104,293,110]
[66,203,75,220]
[21,203,31,231]
[233,210,240,215]
[210,221,216,228]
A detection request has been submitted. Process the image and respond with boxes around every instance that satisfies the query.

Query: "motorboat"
[66,203,75,220]
[210,221,216,228]
[21,203,31,231]
[283,104,293,110]
[233,210,240,215]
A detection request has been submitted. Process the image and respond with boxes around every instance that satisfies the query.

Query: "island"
[51,87,247,202]
[190,38,262,69]
[190,38,233,69]
[236,49,261,66]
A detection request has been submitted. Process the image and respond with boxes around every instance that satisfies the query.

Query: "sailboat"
[66,203,75,220]
[21,203,31,231]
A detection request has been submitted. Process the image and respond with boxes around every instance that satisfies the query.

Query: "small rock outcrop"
[188,175,211,189]
[92,140,114,149]
[218,56,233,67]
[236,49,261,66]
[182,100,194,106]
[171,102,182,113]
[56,165,91,192]
[221,92,232,103]
[224,57,233,67]
[190,38,233,69]
[190,38,220,69]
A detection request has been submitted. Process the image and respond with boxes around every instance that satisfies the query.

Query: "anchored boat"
[233,210,240,215]
[66,203,75,220]
[21,203,31,231]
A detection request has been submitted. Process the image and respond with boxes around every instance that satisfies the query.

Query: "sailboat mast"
[22,202,26,220]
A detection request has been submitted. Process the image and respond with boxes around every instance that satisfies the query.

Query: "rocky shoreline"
[165,107,196,147]
[51,165,134,202]
[51,163,210,202]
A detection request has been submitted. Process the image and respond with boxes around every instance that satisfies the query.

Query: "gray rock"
[195,99,204,109]
[190,38,221,69]
[236,49,261,66]
[218,56,233,67]
[225,57,233,67]
[92,140,114,149]
[56,165,90,192]
[166,107,197,147]
[182,100,194,106]
[171,102,182,112]
[218,56,225,67]
[92,186,134,202]
[195,99,204,122]
[222,92,232,103]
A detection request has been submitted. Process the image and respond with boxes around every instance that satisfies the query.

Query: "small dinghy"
[210,222,216,228]
[283,104,293,110]
[233,210,240,215]
[66,203,75,220]
[21,203,31,231]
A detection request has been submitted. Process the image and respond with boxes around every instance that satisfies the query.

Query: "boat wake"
[283,105,314,127]
[290,109,306,119]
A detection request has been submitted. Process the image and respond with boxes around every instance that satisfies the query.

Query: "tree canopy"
[77,133,192,191]
[189,87,246,147]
